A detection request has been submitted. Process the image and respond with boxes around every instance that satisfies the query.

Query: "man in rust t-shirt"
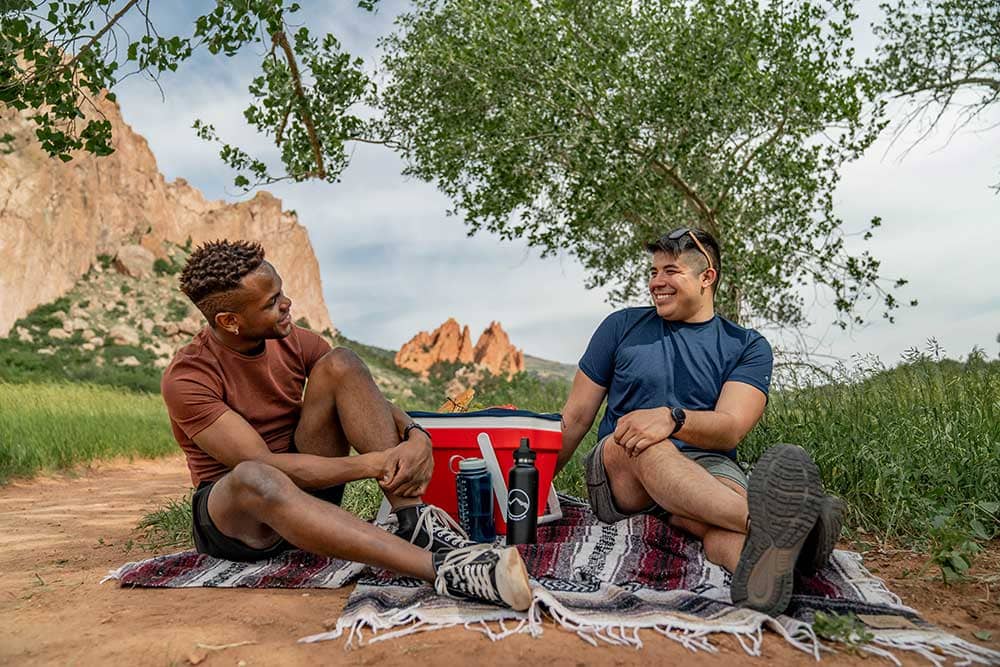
[156,239,532,611]
[163,323,332,486]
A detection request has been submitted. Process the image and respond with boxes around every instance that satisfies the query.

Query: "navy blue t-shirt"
[579,307,773,460]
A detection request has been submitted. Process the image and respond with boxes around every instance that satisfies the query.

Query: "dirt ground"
[1,456,997,666]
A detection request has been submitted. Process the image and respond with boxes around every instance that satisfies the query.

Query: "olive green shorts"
[583,435,748,524]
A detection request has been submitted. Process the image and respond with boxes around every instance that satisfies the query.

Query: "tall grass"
[0,381,176,482]
[742,351,1000,542]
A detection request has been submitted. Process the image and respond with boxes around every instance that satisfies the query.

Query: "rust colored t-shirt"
[161,325,331,485]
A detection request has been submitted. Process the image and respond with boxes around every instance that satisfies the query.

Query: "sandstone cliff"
[0,97,334,336]
[395,319,524,378]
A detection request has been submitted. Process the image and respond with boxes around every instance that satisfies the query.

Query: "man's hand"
[613,407,675,458]
[379,430,434,497]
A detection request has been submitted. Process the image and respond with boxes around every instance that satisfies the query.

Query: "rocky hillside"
[396,318,525,378]
[0,95,333,337]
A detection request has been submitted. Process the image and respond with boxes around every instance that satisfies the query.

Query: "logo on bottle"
[507,489,531,521]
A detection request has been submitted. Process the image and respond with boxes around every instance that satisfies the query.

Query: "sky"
[110,1,999,367]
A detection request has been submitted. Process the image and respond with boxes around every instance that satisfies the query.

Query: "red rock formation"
[473,321,525,377]
[0,96,334,336]
[394,318,474,375]
[395,318,523,378]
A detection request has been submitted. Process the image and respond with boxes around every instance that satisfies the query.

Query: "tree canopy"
[0,0,382,187]
[872,0,1000,191]
[378,0,909,328]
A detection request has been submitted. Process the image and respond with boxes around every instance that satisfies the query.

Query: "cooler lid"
[408,408,561,421]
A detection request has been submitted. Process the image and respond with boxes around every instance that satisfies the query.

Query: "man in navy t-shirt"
[558,228,843,617]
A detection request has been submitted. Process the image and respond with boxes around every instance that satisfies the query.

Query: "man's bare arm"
[381,401,433,498]
[556,371,608,473]
[614,381,767,456]
[192,410,389,489]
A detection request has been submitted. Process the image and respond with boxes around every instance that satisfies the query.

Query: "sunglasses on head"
[662,228,715,272]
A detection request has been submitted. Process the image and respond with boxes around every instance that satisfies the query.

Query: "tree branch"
[717,117,786,209]
[64,0,141,71]
[629,143,718,236]
[271,30,326,179]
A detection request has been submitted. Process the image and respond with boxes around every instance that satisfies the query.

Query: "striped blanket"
[106,496,1000,664]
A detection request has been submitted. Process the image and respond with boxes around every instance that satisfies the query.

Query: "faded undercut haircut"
[179,240,266,323]
[645,228,722,292]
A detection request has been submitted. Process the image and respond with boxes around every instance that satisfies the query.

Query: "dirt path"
[1,456,997,666]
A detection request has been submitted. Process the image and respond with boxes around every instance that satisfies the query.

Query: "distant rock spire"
[395,318,524,377]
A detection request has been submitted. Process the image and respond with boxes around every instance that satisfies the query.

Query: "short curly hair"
[180,240,266,322]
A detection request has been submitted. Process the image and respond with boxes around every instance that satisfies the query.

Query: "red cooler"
[409,408,562,534]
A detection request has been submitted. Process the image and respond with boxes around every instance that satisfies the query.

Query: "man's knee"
[229,461,295,508]
[311,347,369,384]
[610,438,681,481]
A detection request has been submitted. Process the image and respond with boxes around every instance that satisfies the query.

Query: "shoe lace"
[410,504,470,549]
[434,544,500,602]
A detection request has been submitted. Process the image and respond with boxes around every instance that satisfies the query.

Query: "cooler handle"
[476,432,562,525]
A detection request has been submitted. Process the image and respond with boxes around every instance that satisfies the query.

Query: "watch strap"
[669,407,686,436]
[403,422,431,442]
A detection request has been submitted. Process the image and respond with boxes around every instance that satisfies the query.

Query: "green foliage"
[0,295,162,392]
[742,346,1000,544]
[119,283,130,295]
[921,503,996,584]
[0,382,175,482]
[1,1,381,188]
[872,0,1000,191]
[131,491,194,553]
[165,298,189,322]
[153,257,181,276]
[812,611,874,653]
[0,335,163,393]
[17,296,71,331]
[97,254,113,270]
[379,0,905,329]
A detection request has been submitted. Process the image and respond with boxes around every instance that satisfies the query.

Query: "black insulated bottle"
[506,437,538,544]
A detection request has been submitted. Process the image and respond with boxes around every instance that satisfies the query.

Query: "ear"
[214,311,239,334]
[702,267,718,289]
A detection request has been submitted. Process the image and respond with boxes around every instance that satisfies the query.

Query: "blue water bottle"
[455,458,496,543]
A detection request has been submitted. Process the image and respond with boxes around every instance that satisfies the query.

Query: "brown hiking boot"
[731,444,823,617]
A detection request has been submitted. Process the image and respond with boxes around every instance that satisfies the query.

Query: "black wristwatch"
[669,407,686,436]
[403,422,431,442]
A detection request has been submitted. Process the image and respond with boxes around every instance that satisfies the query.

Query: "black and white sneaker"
[432,545,532,611]
[394,504,477,554]
[731,444,823,617]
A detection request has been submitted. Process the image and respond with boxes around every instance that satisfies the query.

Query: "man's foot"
[731,444,823,617]
[796,495,845,576]
[433,545,532,611]
[394,504,477,554]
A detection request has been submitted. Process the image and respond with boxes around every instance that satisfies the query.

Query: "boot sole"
[731,444,822,616]
[496,547,533,612]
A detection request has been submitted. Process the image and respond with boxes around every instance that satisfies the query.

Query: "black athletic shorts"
[191,477,345,562]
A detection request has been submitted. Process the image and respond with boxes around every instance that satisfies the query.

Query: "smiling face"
[225,261,294,339]
[648,250,715,322]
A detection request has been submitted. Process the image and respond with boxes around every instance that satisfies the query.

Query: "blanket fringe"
[100,564,127,584]
[867,634,1000,667]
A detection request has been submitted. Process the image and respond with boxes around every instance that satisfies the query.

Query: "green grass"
[0,382,176,483]
[742,351,1000,544]
[128,491,194,553]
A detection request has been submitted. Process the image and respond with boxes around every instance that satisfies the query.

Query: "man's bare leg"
[293,348,419,508]
[668,477,748,572]
[208,461,436,579]
[603,439,749,533]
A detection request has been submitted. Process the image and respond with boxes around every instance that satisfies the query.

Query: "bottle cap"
[458,457,487,472]
[514,437,536,463]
